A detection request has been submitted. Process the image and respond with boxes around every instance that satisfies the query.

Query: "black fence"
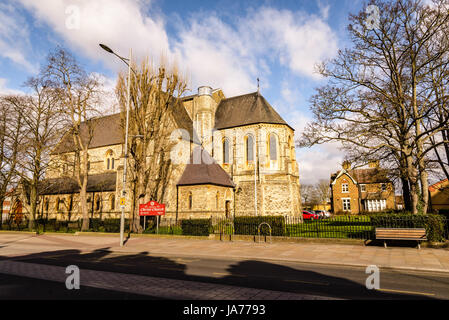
[2,214,448,242]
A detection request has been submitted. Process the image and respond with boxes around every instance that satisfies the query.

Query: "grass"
[285,216,373,239]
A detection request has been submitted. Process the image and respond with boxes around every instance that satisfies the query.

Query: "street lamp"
[99,43,135,247]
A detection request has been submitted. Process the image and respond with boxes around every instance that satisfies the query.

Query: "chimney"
[368,160,379,168]
[342,161,351,170]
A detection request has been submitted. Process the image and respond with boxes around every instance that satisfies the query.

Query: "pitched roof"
[349,168,390,184]
[177,148,235,188]
[51,113,123,154]
[214,92,292,130]
[39,172,117,195]
[331,168,390,185]
[429,179,449,192]
[52,99,199,154]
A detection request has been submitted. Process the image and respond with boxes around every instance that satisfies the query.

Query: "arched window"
[95,195,101,211]
[288,136,294,160]
[106,150,115,170]
[188,192,193,210]
[223,138,230,164]
[269,134,278,160]
[110,194,115,211]
[45,198,49,212]
[216,192,220,209]
[245,135,254,162]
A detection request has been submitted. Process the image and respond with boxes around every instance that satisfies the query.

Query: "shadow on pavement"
[0,247,438,300]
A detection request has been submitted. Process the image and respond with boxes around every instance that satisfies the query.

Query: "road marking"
[285,279,330,286]
[175,258,198,263]
[213,272,245,277]
[157,267,184,271]
[377,288,435,296]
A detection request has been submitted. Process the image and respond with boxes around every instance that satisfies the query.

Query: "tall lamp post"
[99,44,135,247]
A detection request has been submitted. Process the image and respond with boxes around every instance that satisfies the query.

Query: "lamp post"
[99,44,135,247]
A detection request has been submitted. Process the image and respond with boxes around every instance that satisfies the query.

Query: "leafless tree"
[298,0,449,214]
[116,58,187,233]
[0,97,24,227]
[42,47,103,230]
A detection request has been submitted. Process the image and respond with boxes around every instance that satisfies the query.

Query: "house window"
[365,199,386,212]
[342,198,351,211]
[342,183,349,193]
[223,139,229,164]
[245,135,254,162]
[381,183,387,191]
[360,184,366,192]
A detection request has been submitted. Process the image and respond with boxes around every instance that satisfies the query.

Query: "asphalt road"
[2,248,449,300]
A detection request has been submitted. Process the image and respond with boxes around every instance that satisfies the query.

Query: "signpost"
[139,201,166,233]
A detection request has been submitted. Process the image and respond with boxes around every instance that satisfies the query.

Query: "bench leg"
[384,241,387,248]
[417,241,421,250]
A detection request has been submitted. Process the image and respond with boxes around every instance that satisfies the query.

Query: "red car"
[302,210,319,220]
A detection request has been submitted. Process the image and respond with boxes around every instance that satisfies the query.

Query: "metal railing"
[2,215,448,242]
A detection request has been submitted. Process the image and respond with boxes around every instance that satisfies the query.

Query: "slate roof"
[39,172,117,195]
[177,147,235,188]
[331,168,391,184]
[214,92,292,130]
[52,98,199,154]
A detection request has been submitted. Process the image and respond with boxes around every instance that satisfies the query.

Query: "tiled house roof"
[214,92,292,130]
[177,148,235,188]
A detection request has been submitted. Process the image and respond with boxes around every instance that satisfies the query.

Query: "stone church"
[39,86,301,221]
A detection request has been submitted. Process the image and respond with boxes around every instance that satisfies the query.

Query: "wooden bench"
[375,228,427,249]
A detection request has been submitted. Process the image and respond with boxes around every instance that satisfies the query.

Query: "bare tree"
[0,97,23,227]
[42,47,103,230]
[298,0,449,214]
[116,59,187,233]
[316,179,331,205]
[5,76,66,229]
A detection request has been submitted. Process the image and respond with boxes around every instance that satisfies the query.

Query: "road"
[1,248,448,300]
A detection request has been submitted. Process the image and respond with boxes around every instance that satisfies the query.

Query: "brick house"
[428,179,449,213]
[330,161,396,214]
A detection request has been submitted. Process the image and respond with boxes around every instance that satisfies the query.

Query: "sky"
[0,0,367,185]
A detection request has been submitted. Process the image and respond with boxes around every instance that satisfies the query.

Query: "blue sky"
[0,0,366,184]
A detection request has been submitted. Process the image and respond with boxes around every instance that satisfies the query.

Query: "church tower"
[193,86,217,154]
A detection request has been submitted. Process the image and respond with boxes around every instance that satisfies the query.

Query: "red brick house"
[330,161,396,214]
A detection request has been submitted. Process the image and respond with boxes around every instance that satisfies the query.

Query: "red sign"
[139,201,166,216]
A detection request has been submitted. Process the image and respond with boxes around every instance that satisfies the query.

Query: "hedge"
[181,218,212,236]
[370,214,446,242]
[234,216,285,236]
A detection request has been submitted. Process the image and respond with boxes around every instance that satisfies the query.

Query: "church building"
[39,86,302,221]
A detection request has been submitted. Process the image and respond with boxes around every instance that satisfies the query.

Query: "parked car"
[302,210,319,220]
[314,210,331,218]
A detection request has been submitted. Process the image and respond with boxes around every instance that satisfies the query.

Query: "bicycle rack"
[257,222,272,243]
[220,222,234,241]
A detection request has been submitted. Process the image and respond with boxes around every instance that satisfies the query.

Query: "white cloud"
[0,78,25,95]
[0,2,38,73]
[16,1,339,97]
[17,0,170,71]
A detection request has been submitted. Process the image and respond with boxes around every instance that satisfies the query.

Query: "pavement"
[1,232,449,300]
[1,232,449,273]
